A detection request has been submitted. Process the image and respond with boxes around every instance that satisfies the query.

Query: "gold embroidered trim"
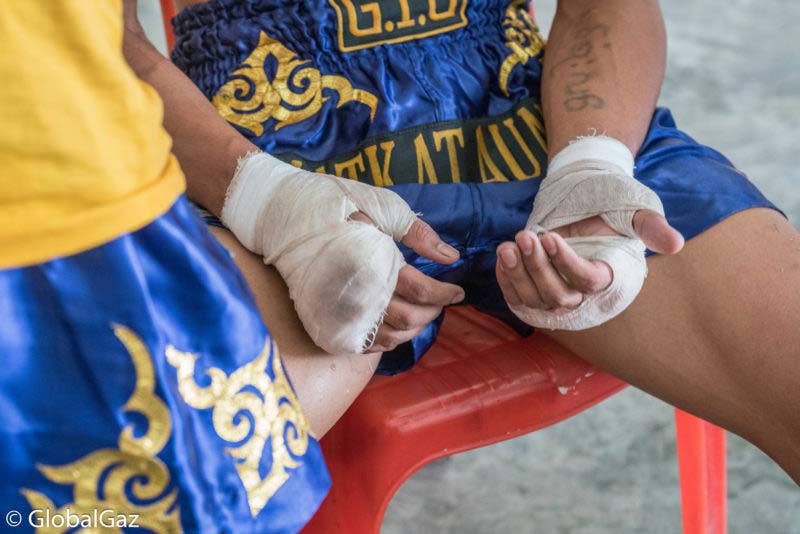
[212,31,378,136]
[499,0,545,96]
[21,325,181,534]
[165,339,311,518]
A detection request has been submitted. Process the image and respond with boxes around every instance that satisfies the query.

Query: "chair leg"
[704,420,727,533]
[675,409,727,534]
[159,0,177,52]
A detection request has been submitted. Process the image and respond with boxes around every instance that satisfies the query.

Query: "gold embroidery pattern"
[21,325,181,534]
[212,31,378,136]
[498,0,545,96]
[165,340,311,518]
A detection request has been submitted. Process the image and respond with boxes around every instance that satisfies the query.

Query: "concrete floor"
[138,1,800,531]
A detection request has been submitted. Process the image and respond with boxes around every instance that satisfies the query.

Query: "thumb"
[633,209,685,255]
[401,219,460,264]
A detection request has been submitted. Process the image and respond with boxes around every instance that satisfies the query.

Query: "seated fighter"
[125,0,800,484]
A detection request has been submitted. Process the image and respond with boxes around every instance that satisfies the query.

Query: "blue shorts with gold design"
[0,198,329,534]
[172,0,779,374]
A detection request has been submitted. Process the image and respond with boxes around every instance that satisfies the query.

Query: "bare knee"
[209,226,379,436]
[282,350,380,437]
[546,208,800,483]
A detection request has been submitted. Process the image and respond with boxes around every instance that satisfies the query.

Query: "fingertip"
[665,230,685,255]
[675,232,686,252]
[436,241,460,263]
[497,242,514,259]
[652,225,685,256]
[404,219,460,264]
[450,288,466,305]
[499,245,518,270]
[540,232,558,257]
[515,231,534,256]
[635,210,686,255]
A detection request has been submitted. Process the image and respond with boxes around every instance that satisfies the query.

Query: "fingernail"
[519,233,533,256]
[437,242,459,259]
[542,234,557,256]
[500,248,517,269]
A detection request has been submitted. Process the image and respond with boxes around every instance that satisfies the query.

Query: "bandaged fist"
[222,152,463,355]
[498,137,684,330]
[348,212,464,353]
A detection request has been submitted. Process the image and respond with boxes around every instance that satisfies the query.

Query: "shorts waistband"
[173,0,524,61]
[171,0,546,167]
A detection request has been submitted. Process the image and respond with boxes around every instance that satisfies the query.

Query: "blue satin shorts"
[0,198,329,534]
[172,0,778,374]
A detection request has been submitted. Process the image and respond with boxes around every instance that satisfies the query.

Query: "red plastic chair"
[301,307,727,533]
[158,4,727,532]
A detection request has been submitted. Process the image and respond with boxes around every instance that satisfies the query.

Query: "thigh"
[210,226,381,436]
[547,208,800,476]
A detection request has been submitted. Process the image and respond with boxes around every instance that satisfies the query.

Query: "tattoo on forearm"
[549,14,611,112]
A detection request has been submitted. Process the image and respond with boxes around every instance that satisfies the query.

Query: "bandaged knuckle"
[380,187,407,206]
[514,136,653,330]
[221,152,412,354]
[358,186,417,239]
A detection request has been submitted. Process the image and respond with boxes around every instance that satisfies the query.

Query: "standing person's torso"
[0,0,185,268]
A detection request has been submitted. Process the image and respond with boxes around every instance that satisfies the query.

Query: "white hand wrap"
[510,136,665,330]
[221,152,417,354]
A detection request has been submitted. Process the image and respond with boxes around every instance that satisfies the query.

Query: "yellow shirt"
[0,0,185,268]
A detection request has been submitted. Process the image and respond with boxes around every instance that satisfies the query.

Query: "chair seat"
[303,306,626,533]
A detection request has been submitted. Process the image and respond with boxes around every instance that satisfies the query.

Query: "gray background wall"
[137,0,800,531]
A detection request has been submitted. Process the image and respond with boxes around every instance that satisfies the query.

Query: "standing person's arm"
[121,0,252,216]
[120,0,465,354]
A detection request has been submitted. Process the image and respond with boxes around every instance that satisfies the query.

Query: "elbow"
[121,1,168,80]
[121,0,148,41]
[554,0,602,19]
[554,0,662,20]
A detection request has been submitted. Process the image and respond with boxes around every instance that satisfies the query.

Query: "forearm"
[121,1,255,216]
[542,0,666,157]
